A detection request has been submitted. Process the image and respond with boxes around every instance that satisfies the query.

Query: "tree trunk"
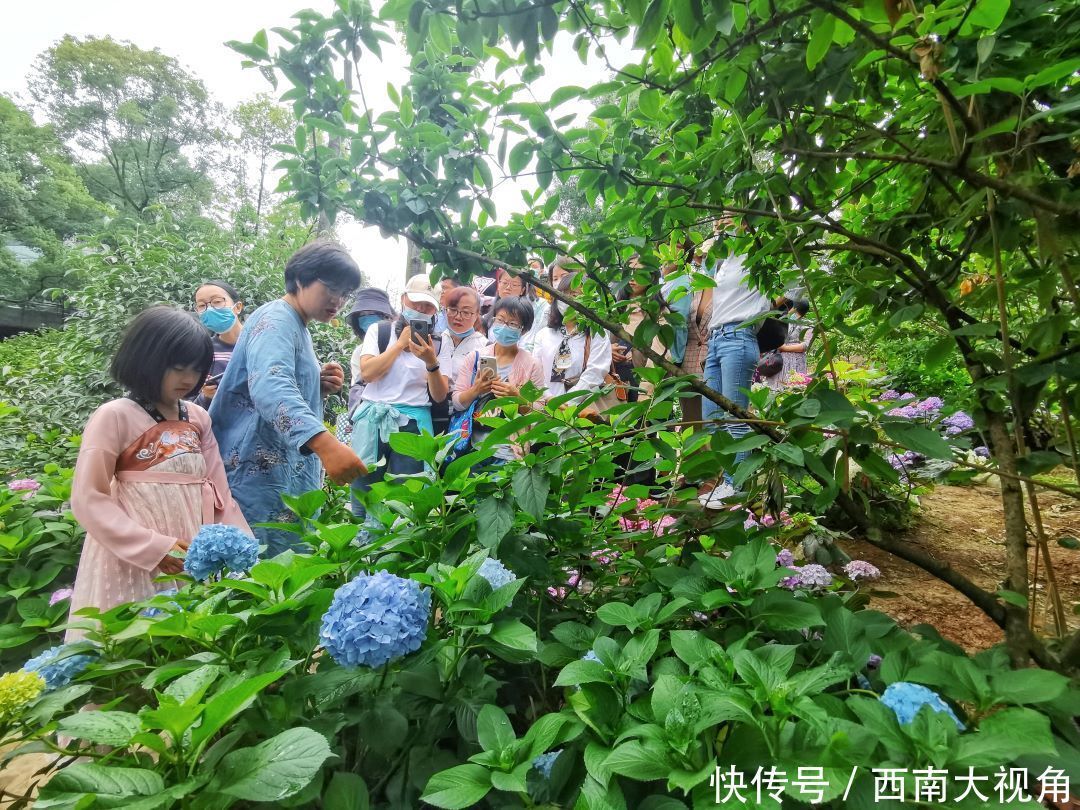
[405,238,424,280]
[985,408,1035,666]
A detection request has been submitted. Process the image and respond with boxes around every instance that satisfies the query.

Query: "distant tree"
[29,35,217,216]
[0,95,106,299]
[225,94,293,237]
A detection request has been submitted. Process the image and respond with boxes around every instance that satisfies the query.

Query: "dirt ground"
[842,481,1080,652]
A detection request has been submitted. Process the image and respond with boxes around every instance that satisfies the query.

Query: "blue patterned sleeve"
[245,312,326,452]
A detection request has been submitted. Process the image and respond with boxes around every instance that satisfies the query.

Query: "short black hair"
[547,273,579,330]
[195,279,242,303]
[793,298,810,317]
[284,241,362,295]
[111,306,213,401]
[492,295,534,332]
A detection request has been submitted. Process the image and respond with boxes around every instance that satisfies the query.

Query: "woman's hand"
[491,379,520,398]
[396,324,414,351]
[611,344,630,364]
[200,383,218,401]
[471,371,495,398]
[413,334,439,367]
[158,540,188,575]
[320,362,344,395]
[308,431,368,485]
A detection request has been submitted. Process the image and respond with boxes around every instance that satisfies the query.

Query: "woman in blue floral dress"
[210,242,367,555]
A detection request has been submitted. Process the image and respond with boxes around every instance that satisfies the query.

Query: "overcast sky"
[2,1,627,296]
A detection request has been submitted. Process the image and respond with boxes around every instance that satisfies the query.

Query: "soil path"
[842,482,1080,652]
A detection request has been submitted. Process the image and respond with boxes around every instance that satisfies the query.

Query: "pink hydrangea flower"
[48,588,73,606]
[843,560,881,581]
[760,514,776,528]
[8,479,40,493]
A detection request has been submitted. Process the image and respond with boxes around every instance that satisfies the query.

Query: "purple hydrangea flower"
[319,571,431,668]
[796,564,833,588]
[880,682,964,730]
[183,524,259,581]
[867,654,883,670]
[477,558,516,590]
[974,446,990,458]
[917,397,944,414]
[887,404,920,419]
[779,575,801,590]
[776,549,795,568]
[48,588,73,606]
[887,450,923,471]
[880,390,900,401]
[844,560,881,581]
[941,411,974,436]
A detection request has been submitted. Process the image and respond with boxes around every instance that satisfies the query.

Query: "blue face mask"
[401,307,431,324]
[492,324,522,346]
[354,314,381,335]
[448,325,475,338]
[200,306,236,334]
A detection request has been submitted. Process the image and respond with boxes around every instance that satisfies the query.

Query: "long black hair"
[111,306,213,401]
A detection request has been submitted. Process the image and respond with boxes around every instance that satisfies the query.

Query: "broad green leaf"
[213,727,332,802]
[421,764,492,809]
[40,764,164,805]
[323,772,370,810]
[603,741,672,781]
[477,704,516,752]
[806,15,836,70]
[953,708,1057,766]
[57,711,141,747]
[881,422,954,460]
[511,466,549,519]
[191,669,287,748]
[476,494,513,549]
[596,601,639,629]
[990,668,1070,704]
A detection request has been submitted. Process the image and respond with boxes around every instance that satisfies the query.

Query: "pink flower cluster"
[7,478,41,500]
[49,588,73,606]
[607,489,676,537]
[547,569,581,601]
[738,507,793,532]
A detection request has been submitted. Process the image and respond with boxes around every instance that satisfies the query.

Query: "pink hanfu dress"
[66,398,250,640]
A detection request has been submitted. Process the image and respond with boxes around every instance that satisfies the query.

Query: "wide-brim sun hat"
[403,275,439,309]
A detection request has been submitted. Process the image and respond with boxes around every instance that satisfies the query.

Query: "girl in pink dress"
[66,306,251,640]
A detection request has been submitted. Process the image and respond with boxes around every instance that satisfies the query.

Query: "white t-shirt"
[709,253,770,330]
[533,327,613,398]
[358,325,435,407]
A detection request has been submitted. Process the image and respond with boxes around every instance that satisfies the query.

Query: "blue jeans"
[701,324,760,481]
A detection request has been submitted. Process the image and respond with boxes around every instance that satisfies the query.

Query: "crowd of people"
[62,232,813,637]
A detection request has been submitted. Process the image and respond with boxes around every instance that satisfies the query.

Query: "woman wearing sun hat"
[349,275,450,519]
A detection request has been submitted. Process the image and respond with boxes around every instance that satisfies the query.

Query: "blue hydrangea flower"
[880,682,965,730]
[23,645,95,691]
[183,524,259,581]
[582,650,601,663]
[142,587,180,619]
[477,558,516,590]
[319,571,431,668]
[532,750,562,779]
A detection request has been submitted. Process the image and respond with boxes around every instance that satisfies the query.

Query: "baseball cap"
[403,275,439,309]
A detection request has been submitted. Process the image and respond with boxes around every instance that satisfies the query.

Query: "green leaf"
[477,704,516,752]
[191,669,287,748]
[634,0,670,49]
[213,727,332,802]
[967,0,1011,30]
[750,590,824,630]
[806,15,836,70]
[421,764,492,809]
[596,602,640,629]
[57,711,141,747]
[554,659,609,687]
[476,494,513,549]
[639,89,661,119]
[490,619,537,654]
[882,422,954,460]
[41,764,164,804]
[990,668,1069,705]
[512,466,549,519]
[603,741,672,781]
[954,708,1056,766]
[323,772,370,810]
[508,141,534,175]
[770,443,805,466]
[996,589,1028,608]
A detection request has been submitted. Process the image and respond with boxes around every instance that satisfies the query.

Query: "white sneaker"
[698,483,737,509]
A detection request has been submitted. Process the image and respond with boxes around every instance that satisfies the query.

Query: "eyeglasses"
[194,297,229,313]
[447,307,477,319]
[493,317,523,329]
[497,279,524,292]
[319,280,356,302]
